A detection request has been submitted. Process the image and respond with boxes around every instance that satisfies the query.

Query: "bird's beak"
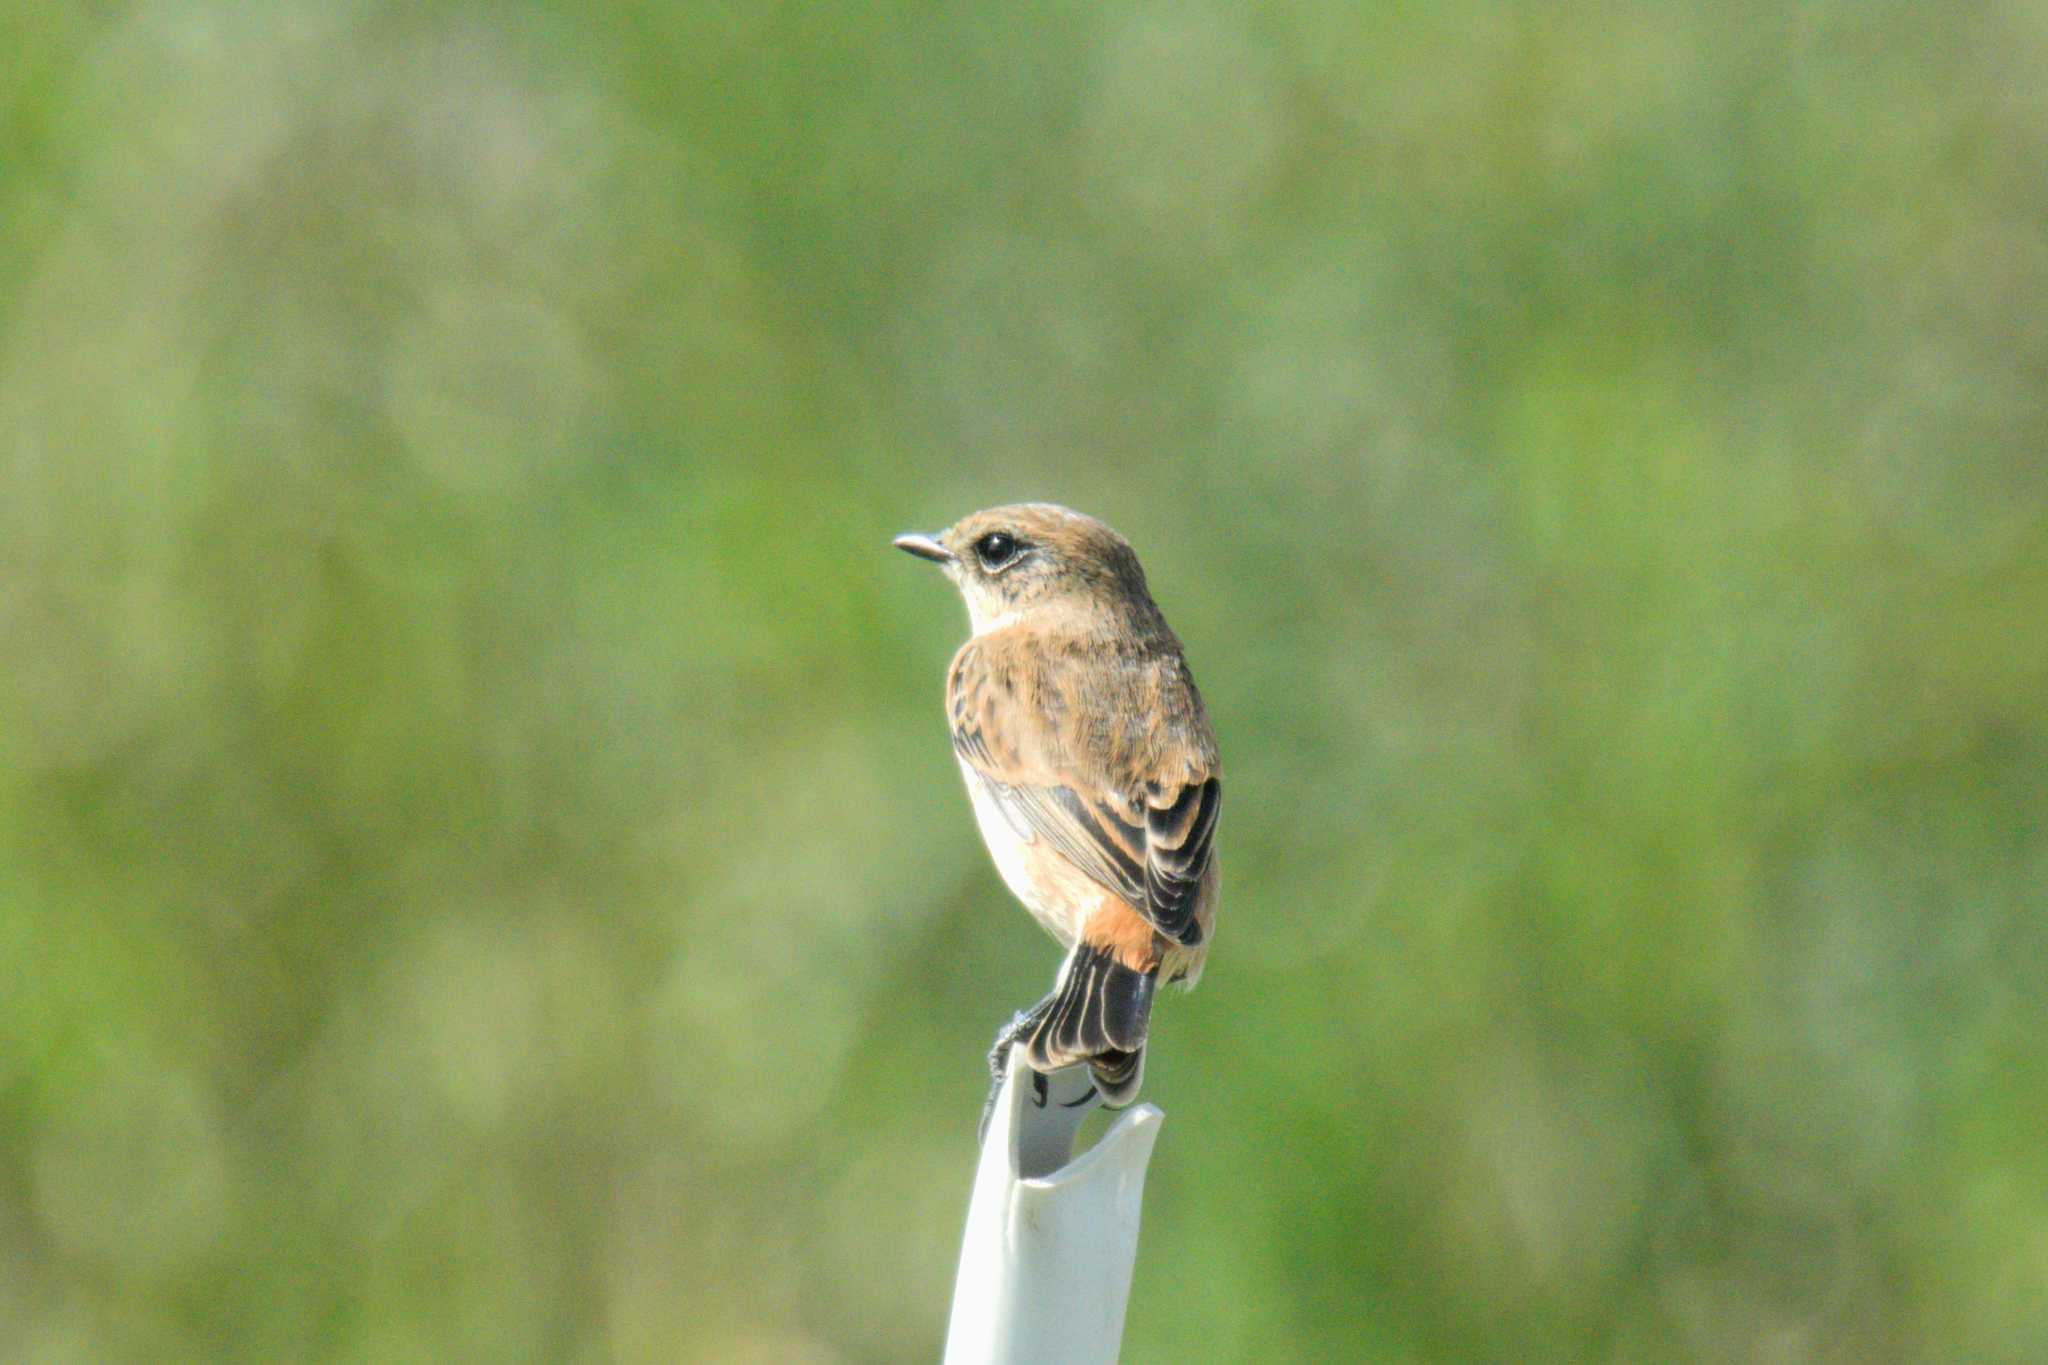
[893,532,954,564]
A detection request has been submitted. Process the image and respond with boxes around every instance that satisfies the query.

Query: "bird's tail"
[1026,943,1156,1106]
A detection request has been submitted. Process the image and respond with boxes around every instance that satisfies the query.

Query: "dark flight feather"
[1025,943,1155,1105]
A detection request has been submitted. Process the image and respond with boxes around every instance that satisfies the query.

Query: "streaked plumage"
[895,503,1220,1114]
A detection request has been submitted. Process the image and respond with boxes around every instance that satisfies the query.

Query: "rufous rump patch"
[1081,898,1161,974]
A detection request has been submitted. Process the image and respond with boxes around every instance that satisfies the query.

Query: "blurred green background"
[4,2,2046,1360]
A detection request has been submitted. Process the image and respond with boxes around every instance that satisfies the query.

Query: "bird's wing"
[1135,774,1221,944]
[949,639,1219,946]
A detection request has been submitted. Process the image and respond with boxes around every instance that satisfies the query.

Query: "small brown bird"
[895,503,1220,1124]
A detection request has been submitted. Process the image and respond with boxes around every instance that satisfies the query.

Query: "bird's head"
[893,502,1157,636]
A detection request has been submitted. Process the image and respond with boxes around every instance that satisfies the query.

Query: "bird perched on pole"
[894,503,1221,1132]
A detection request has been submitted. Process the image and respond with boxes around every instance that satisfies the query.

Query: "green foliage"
[3,2,2045,1359]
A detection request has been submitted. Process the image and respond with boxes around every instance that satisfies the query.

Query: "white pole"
[942,1049,1165,1364]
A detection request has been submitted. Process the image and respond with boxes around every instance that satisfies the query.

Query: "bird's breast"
[959,762,1110,948]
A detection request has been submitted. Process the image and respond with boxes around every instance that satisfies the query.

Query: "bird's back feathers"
[949,625,1221,956]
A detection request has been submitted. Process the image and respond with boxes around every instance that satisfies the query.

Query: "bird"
[894,503,1220,1129]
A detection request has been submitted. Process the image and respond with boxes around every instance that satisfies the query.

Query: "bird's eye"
[974,531,1021,570]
